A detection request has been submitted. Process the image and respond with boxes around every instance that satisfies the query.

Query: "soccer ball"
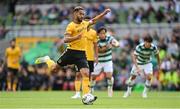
[82,93,96,105]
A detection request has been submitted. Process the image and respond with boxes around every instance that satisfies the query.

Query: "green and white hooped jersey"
[134,43,159,65]
[98,35,114,63]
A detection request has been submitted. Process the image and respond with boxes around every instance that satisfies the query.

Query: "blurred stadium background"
[0,0,179,92]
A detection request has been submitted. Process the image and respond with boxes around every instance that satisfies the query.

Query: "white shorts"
[131,63,153,76]
[92,61,113,75]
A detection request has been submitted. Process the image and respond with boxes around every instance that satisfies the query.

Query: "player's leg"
[90,63,102,93]
[88,61,94,80]
[76,57,96,96]
[71,71,81,99]
[6,69,12,91]
[142,63,153,98]
[104,61,114,97]
[123,65,138,98]
[35,50,71,73]
[6,68,18,91]
[12,69,18,91]
[106,72,114,97]
[87,61,95,93]
[79,67,90,95]
[35,56,58,72]
[80,67,97,105]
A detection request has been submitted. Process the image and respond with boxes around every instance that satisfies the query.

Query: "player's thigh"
[75,59,89,77]
[7,67,18,77]
[57,49,75,66]
[130,65,138,76]
[143,63,153,75]
[92,63,103,76]
[75,59,89,71]
[104,61,113,73]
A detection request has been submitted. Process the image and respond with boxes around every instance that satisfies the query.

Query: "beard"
[11,45,15,49]
[77,17,83,23]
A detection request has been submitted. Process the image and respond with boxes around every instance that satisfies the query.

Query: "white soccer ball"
[82,93,96,105]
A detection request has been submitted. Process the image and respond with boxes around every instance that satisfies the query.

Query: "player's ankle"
[76,91,80,95]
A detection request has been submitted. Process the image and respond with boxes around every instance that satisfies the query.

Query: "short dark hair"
[97,27,107,33]
[73,6,84,13]
[10,38,16,42]
[143,34,153,43]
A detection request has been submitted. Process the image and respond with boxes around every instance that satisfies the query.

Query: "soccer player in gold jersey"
[35,6,110,103]
[71,16,98,99]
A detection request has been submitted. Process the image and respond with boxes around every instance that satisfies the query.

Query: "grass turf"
[0,91,180,109]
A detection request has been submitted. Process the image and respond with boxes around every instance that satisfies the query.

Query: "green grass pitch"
[0,91,180,109]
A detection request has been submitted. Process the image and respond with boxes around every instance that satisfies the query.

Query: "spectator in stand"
[172,24,180,46]
[132,33,140,47]
[51,68,65,90]
[58,5,70,25]
[0,59,6,91]
[0,24,8,39]
[167,36,179,58]
[144,2,156,23]
[134,7,144,24]
[156,6,165,23]
[26,5,42,25]
[8,0,18,17]
[47,5,59,24]
[19,66,31,90]
[34,64,49,90]
[63,67,75,91]
[127,7,135,24]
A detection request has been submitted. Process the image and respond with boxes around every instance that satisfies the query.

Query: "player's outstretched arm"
[89,8,111,25]
[64,33,82,43]
[111,39,119,47]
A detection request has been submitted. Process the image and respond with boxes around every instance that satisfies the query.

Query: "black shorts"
[7,67,18,76]
[88,61,94,73]
[57,49,89,70]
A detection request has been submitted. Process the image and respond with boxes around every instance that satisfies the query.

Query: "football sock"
[127,77,135,92]
[144,80,151,93]
[82,77,90,95]
[46,59,55,69]
[7,81,11,90]
[75,80,81,93]
[107,77,114,89]
[90,80,96,93]
[12,83,17,91]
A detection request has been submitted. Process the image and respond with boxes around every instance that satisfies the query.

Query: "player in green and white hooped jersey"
[123,35,161,98]
[90,27,119,97]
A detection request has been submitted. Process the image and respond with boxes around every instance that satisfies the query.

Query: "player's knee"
[75,72,81,80]
[7,72,12,78]
[80,68,89,77]
[91,75,96,81]
[146,74,152,81]
[127,76,136,87]
[106,72,112,79]
[131,75,136,80]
